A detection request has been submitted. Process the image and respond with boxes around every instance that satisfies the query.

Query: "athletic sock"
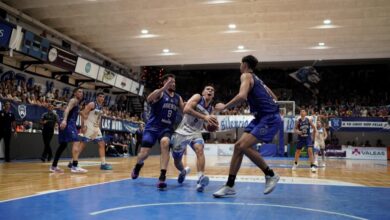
[159,169,167,181]
[72,160,78,167]
[264,166,275,177]
[226,174,236,187]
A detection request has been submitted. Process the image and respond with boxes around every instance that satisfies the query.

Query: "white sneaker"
[311,166,317,173]
[49,166,64,173]
[292,164,298,170]
[213,185,236,198]
[71,166,88,173]
[264,174,280,195]
[196,175,209,192]
[314,161,319,166]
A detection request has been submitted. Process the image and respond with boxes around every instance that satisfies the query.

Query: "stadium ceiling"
[4,0,390,67]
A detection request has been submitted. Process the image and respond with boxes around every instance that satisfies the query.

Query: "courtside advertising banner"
[75,57,99,79]
[48,45,77,72]
[345,146,387,160]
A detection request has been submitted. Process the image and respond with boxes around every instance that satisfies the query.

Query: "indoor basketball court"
[0,1,389,220]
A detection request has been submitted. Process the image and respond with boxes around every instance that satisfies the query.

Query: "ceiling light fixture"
[203,0,234,4]
[318,42,325,46]
[163,49,170,53]
[228,24,236,29]
[237,45,245,50]
[323,19,332,25]
[141,29,149,34]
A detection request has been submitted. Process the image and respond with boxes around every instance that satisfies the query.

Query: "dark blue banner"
[0,99,139,133]
[329,117,390,132]
[21,31,50,61]
[0,21,13,48]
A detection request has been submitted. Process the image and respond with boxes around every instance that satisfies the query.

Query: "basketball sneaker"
[311,165,317,173]
[157,180,167,191]
[67,161,72,169]
[196,175,209,192]
[71,166,88,173]
[100,163,113,170]
[264,173,280,194]
[178,166,191,184]
[49,166,64,173]
[292,163,298,170]
[213,185,236,198]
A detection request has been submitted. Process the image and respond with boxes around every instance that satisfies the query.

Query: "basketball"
[206,123,218,132]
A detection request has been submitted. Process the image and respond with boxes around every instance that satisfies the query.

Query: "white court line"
[89,202,367,220]
[186,175,365,187]
[0,178,131,203]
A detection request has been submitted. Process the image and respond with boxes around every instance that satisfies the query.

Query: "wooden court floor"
[1,155,389,201]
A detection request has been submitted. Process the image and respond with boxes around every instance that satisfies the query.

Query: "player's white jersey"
[175,97,212,136]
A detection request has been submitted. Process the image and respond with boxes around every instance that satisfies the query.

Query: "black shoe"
[40,157,46,162]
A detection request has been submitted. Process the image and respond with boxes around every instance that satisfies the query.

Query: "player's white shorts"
[79,127,104,142]
[170,133,204,159]
[314,141,325,152]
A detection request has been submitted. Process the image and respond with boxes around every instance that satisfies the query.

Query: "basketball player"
[50,88,86,173]
[70,92,112,171]
[170,85,219,192]
[131,74,185,191]
[314,120,327,166]
[213,55,281,198]
[292,109,317,172]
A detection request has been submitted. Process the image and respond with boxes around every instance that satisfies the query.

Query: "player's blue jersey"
[64,103,79,126]
[247,74,279,117]
[145,91,181,130]
[297,117,311,137]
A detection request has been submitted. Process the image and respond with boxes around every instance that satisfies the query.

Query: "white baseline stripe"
[90,202,367,220]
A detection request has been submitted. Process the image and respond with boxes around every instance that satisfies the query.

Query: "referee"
[0,101,16,162]
[40,103,58,162]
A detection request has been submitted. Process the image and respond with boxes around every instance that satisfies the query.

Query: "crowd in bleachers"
[0,78,142,122]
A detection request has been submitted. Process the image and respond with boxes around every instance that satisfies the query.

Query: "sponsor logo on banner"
[330,118,342,130]
[75,57,99,79]
[85,62,91,73]
[352,148,360,155]
[48,45,77,71]
[217,115,254,131]
[18,104,27,119]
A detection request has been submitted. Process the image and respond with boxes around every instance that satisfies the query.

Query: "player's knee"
[234,142,246,152]
[160,137,170,147]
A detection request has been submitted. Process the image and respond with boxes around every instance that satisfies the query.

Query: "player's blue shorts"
[244,113,282,143]
[141,127,173,148]
[296,136,313,149]
[58,122,79,143]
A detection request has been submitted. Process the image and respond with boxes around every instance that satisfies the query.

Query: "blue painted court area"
[1,178,389,220]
